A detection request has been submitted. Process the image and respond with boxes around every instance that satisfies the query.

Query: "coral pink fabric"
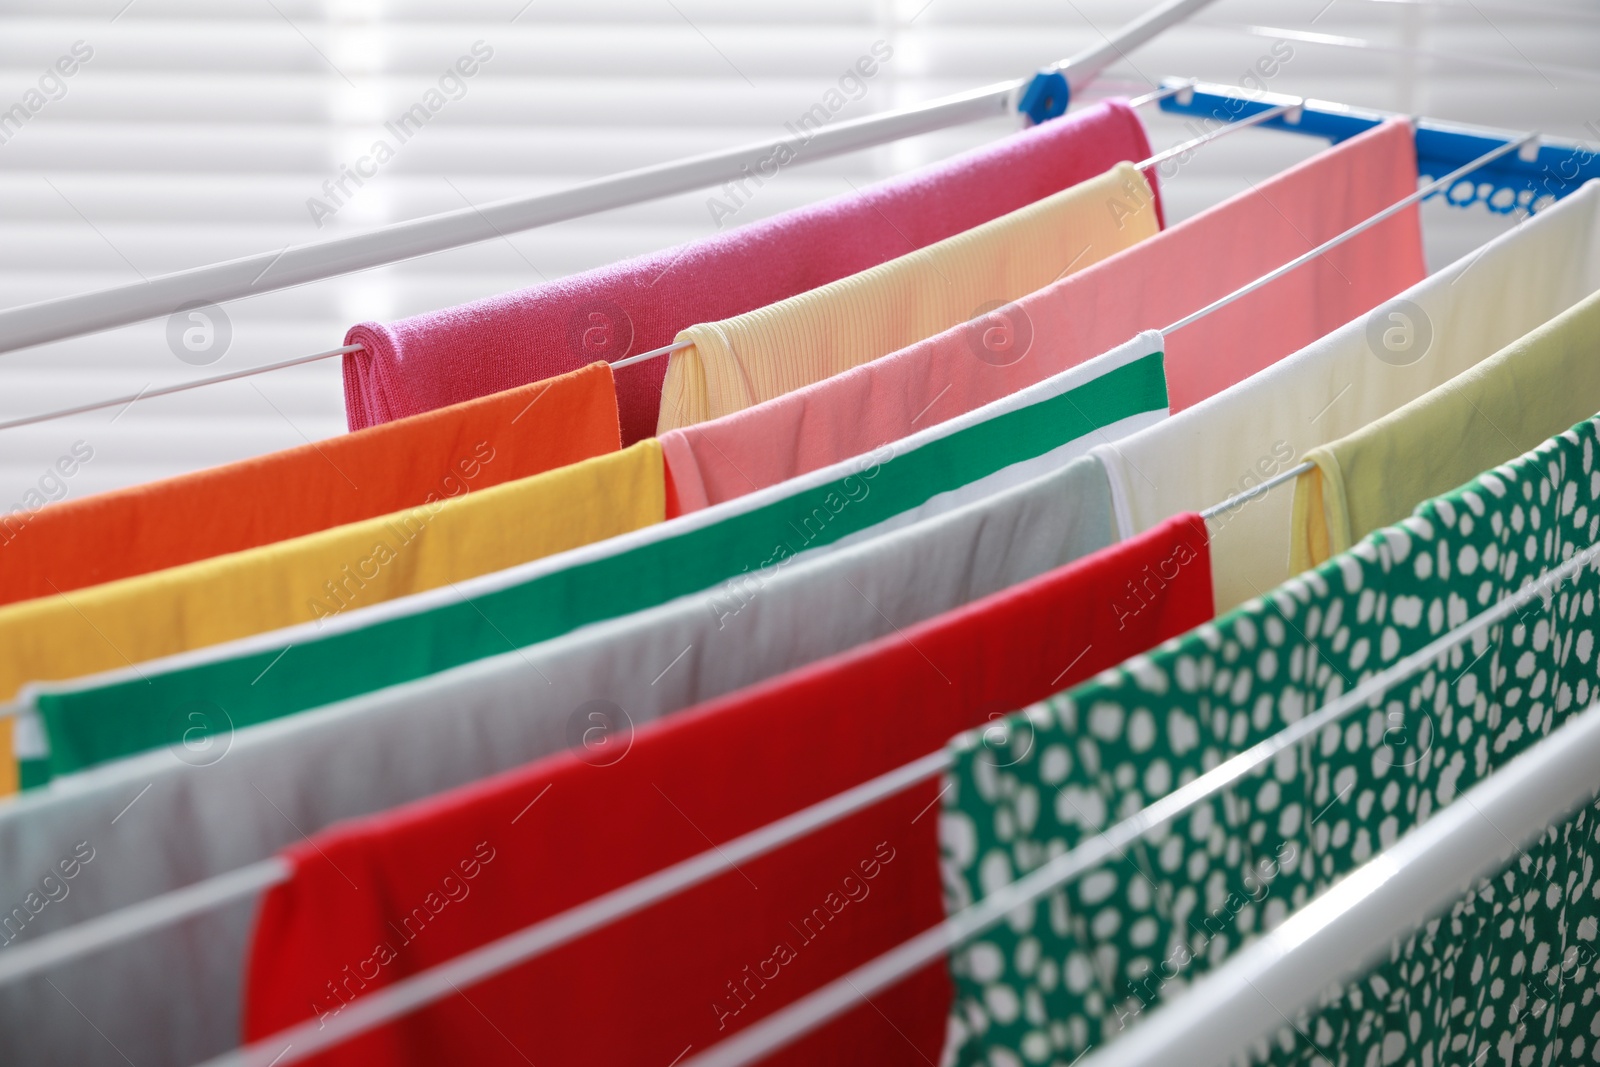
[661,120,1424,515]
[242,515,1213,1067]
[343,101,1159,444]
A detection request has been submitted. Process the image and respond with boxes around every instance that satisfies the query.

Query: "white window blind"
[0,0,1594,502]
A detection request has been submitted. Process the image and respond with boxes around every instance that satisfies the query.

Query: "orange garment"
[0,362,620,607]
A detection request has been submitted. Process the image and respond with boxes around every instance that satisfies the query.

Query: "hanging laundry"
[655,163,1159,433]
[660,120,1421,515]
[938,414,1600,1067]
[0,452,1120,1067]
[1290,286,1600,571]
[1268,794,1600,1066]
[1095,179,1600,614]
[25,336,1165,787]
[239,514,1212,1067]
[0,363,620,608]
[2,439,664,793]
[342,101,1158,444]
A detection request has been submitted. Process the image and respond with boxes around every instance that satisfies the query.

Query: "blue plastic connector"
[1018,69,1071,126]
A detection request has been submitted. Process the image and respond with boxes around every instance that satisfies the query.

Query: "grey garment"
[0,454,1114,1067]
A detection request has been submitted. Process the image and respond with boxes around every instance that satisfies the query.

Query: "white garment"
[1093,180,1600,612]
[0,340,1158,1066]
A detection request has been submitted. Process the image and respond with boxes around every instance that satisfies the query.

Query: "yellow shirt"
[657,162,1161,431]
[1291,289,1600,571]
[0,440,663,792]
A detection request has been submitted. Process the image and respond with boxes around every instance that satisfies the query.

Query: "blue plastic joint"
[1018,69,1070,126]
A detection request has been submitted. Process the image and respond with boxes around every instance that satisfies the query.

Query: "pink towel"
[342,101,1159,444]
[661,120,1424,515]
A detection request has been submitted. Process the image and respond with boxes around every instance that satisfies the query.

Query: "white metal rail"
[0,0,1220,359]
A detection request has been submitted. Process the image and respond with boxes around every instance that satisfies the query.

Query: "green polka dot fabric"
[939,415,1600,1066]
[1280,794,1600,1067]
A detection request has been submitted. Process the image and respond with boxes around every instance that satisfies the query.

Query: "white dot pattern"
[939,418,1600,1065]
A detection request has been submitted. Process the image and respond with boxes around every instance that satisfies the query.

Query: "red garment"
[342,101,1159,445]
[244,515,1212,1066]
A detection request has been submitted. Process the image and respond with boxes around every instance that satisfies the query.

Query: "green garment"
[1290,287,1600,573]
[24,348,1165,786]
[1298,792,1600,1066]
[941,415,1600,1066]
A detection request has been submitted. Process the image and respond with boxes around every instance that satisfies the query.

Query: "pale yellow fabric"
[656,163,1160,432]
[1290,287,1600,572]
[0,441,664,793]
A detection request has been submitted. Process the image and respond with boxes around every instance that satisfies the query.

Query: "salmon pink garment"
[242,514,1212,1067]
[661,120,1423,515]
[341,101,1159,445]
[0,362,619,608]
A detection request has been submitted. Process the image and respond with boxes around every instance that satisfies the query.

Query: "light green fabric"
[1291,287,1600,573]
[940,415,1600,1066]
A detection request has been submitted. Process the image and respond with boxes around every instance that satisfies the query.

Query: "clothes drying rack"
[201,506,1600,1067]
[0,77,1593,1067]
[0,78,1577,992]
[1,3,1598,1065]
[0,125,1547,1005]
